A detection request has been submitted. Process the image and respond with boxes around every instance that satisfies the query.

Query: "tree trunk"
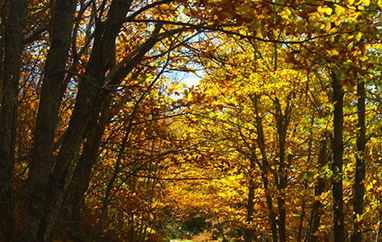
[252,95,278,242]
[276,132,287,242]
[297,181,307,242]
[331,72,345,242]
[20,0,78,240]
[305,138,329,242]
[244,158,256,242]
[35,1,133,239]
[63,95,111,229]
[0,0,26,239]
[262,173,278,242]
[276,159,287,242]
[351,79,366,242]
[274,96,291,242]
[63,68,142,230]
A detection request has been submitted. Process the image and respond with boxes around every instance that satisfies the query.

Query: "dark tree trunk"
[305,138,329,242]
[331,72,345,242]
[276,150,287,242]
[20,0,78,241]
[276,132,287,242]
[244,158,256,242]
[34,1,133,240]
[252,95,278,242]
[274,97,291,242]
[297,181,307,242]
[351,79,366,242]
[0,0,27,239]
[63,95,112,230]
[262,173,278,242]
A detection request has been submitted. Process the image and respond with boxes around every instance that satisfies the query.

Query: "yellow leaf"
[317,6,324,14]
[325,7,333,15]
[335,5,346,15]
[355,31,363,41]
[326,22,331,32]
[378,0,382,8]
[327,48,339,56]
[363,0,371,6]
[187,92,192,101]
[348,0,355,5]
[318,6,333,15]
[329,27,338,34]
[284,7,292,16]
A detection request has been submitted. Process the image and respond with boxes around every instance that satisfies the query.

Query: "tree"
[0,0,27,239]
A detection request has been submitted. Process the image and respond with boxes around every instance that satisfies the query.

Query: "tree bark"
[0,0,27,239]
[305,138,329,242]
[252,95,278,242]
[20,0,78,240]
[275,97,290,242]
[297,181,307,242]
[244,158,256,242]
[63,94,111,229]
[34,1,133,240]
[331,72,345,242]
[351,78,366,242]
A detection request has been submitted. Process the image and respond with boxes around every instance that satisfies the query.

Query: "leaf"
[326,22,331,32]
[335,5,346,16]
[209,112,217,119]
[318,6,333,15]
[327,48,339,56]
[187,92,193,101]
[363,0,371,6]
[284,7,292,16]
[325,7,333,15]
[355,31,363,41]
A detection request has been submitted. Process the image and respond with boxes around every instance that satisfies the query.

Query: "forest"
[1,0,382,241]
